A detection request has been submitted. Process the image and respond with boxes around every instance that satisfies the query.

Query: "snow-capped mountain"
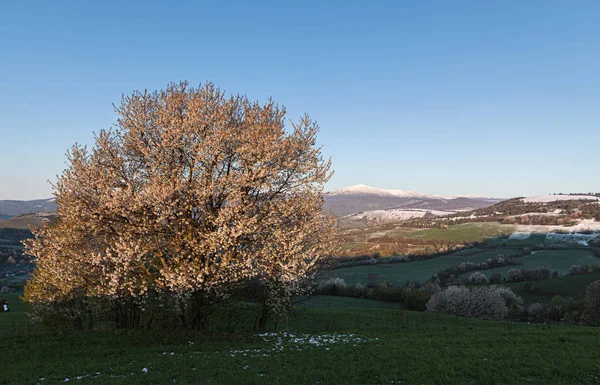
[0,198,57,219]
[324,184,501,217]
[328,184,490,200]
[329,184,435,199]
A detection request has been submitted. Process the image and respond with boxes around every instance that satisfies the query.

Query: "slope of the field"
[501,273,600,304]
[3,292,600,384]
[0,212,57,229]
[459,249,600,279]
[403,222,516,241]
[339,222,517,257]
[325,247,523,286]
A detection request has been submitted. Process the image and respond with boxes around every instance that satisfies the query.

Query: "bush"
[468,271,489,285]
[527,302,542,318]
[317,278,347,295]
[548,295,568,322]
[506,269,524,282]
[403,289,431,311]
[389,255,410,263]
[423,281,441,294]
[494,286,524,316]
[489,273,503,284]
[426,286,522,321]
[531,266,552,280]
[568,265,589,276]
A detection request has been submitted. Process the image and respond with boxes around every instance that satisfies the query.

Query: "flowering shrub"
[527,302,542,318]
[426,286,523,321]
[568,265,590,276]
[468,272,489,284]
[506,269,524,282]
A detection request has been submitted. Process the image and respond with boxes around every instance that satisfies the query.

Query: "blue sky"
[1,1,599,200]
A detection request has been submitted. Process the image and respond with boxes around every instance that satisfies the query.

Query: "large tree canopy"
[25,82,336,316]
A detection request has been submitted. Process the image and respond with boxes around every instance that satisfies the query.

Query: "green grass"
[297,295,402,309]
[460,249,600,279]
[3,293,600,384]
[502,273,600,304]
[486,233,548,247]
[399,222,515,242]
[327,247,522,286]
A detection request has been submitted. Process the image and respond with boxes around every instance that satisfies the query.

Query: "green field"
[3,293,600,384]
[397,222,516,242]
[486,233,548,246]
[460,249,600,279]
[501,273,600,304]
[3,227,600,384]
[327,247,522,286]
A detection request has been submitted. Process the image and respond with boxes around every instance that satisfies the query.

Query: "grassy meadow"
[458,249,600,279]
[401,222,516,242]
[325,247,523,286]
[504,273,600,304]
[3,293,600,385]
[2,224,600,384]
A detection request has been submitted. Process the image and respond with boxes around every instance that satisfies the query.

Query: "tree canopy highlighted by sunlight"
[24,82,337,329]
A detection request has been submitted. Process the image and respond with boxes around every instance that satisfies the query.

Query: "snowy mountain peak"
[328,185,433,199]
[327,185,493,200]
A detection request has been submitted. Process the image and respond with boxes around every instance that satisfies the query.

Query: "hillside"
[324,184,502,217]
[4,292,600,385]
[0,212,57,229]
[0,198,56,219]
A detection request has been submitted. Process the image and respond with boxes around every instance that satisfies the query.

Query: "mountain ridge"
[327,184,495,200]
[0,198,56,219]
[324,184,503,217]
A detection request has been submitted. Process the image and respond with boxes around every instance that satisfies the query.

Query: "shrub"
[403,289,431,311]
[489,273,503,284]
[493,286,524,316]
[423,280,441,294]
[389,255,410,263]
[506,269,524,282]
[349,283,368,298]
[317,278,347,295]
[426,286,522,321]
[567,265,589,276]
[468,271,489,285]
[548,295,568,321]
[527,302,542,318]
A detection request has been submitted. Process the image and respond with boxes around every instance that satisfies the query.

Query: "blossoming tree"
[24,82,337,329]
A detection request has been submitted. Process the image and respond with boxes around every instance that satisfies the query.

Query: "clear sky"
[1,0,599,200]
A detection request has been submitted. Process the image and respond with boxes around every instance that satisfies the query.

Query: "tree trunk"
[258,301,269,332]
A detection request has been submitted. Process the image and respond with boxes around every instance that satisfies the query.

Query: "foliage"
[24,82,337,329]
[6,292,600,385]
[426,285,523,321]
[468,271,489,284]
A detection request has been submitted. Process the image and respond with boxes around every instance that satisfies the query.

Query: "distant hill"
[324,184,502,217]
[0,198,56,219]
[0,212,58,229]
